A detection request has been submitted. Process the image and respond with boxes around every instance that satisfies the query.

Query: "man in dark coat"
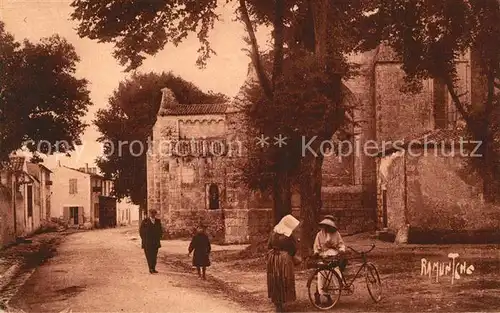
[139,209,163,274]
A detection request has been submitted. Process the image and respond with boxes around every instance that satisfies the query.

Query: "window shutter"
[78,207,84,225]
[63,206,69,221]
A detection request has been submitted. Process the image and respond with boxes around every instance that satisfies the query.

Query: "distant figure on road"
[139,209,163,274]
[188,224,211,280]
[267,214,301,312]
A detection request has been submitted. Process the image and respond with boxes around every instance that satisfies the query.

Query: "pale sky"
[0,0,269,170]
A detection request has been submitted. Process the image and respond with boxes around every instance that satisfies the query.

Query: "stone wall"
[0,185,15,249]
[406,150,498,232]
[346,49,379,211]
[381,148,500,242]
[247,208,301,243]
[381,152,406,232]
[224,208,249,244]
[375,63,434,143]
[162,208,225,243]
[178,116,225,138]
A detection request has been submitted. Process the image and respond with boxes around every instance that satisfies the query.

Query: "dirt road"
[7,227,249,313]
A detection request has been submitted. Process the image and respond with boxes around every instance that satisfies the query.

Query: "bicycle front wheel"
[307,268,342,310]
[365,262,382,303]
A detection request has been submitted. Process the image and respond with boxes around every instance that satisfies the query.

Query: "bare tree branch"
[443,76,474,126]
[238,0,273,99]
[271,0,286,91]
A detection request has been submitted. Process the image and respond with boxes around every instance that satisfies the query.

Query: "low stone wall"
[162,209,225,243]
[320,208,376,234]
[247,208,301,243]
[224,209,249,244]
[0,186,15,249]
[162,205,376,245]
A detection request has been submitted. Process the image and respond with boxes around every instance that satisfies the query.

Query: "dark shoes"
[149,269,158,274]
[314,292,321,305]
[325,295,333,306]
[314,293,333,306]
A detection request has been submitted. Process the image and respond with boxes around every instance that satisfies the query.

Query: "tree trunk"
[295,0,343,257]
[272,170,292,225]
[239,0,292,226]
[482,70,499,202]
[272,0,286,90]
[299,151,324,256]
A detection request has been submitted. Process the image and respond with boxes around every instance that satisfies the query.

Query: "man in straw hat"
[312,215,347,305]
[139,209,163,274]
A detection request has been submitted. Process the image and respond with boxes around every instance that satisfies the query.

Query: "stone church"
[147,44,494,244]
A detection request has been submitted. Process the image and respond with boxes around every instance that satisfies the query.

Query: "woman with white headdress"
[266,214,301,312]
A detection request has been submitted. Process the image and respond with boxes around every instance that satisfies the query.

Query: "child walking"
[188,224,211,279]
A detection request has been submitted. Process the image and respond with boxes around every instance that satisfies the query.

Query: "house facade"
[50,163,116,228]
[25,163,52,233]
[147,44,494,244]
[0,156,52,248]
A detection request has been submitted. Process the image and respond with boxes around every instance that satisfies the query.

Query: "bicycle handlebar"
[347,243,375,255]
[304,244,376,260]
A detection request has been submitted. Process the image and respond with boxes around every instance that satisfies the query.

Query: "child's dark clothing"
[188,232,211,267]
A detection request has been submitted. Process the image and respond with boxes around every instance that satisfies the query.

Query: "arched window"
[208,183,219,210]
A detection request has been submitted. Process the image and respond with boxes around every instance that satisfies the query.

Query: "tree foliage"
[71,0,221,71]
[240,50,354,190]
[71,0,375,253]
[0,21,91,162]
[94,71,227,209]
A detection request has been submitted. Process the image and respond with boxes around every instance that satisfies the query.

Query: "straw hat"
[319,218,337,229]
[322,214,336,221]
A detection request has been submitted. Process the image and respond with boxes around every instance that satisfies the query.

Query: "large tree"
[0,21,91,162]
[94,72,227,219]
[360,0,500,202]
[71,0,375,254]
[237,0,373,253]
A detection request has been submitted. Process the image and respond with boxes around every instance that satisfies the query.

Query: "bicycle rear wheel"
[307,268,342,310]
[365,262,382,302]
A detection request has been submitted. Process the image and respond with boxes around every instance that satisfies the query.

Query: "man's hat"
[319,218,337,229]
[322,215,336,222]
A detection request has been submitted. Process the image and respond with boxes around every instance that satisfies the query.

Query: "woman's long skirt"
[267,250,296,304]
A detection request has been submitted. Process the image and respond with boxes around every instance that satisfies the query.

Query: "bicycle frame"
[307,244,381,310]
[342,244,375,287]
[316,244,375,288]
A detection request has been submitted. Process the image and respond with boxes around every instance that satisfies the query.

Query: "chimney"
[85,163,89,173]
[158,88,178,116]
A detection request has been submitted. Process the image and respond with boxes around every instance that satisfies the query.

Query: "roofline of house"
[37,163,53,173]
[63,166,110,181]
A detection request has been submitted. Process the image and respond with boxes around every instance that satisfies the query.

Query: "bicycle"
[306,244,382,310]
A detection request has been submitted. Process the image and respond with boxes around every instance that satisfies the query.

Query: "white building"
[117,198,140,226]
[50,162,116,228]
